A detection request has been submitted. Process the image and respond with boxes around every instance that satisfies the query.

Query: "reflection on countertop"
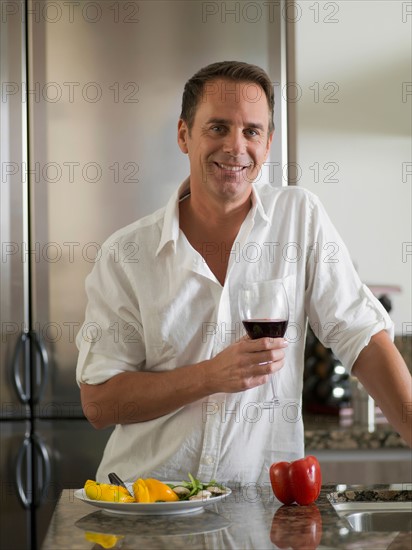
[41,484,412,550]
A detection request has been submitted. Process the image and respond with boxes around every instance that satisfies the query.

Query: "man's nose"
[222,130,246,156]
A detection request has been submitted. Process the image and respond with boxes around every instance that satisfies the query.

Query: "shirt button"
[204,455,214,465]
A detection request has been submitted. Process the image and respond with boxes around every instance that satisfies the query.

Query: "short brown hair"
[180,61,274,134]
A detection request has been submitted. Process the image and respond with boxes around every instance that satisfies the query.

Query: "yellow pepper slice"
[84,479,135,503]
[132,479,151,503]
[132,478,179,502]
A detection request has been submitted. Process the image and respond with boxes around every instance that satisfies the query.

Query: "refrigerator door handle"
[16,436,32,509]
[32,434,51,508]
[31,331,49,404]
[12,332,30,404]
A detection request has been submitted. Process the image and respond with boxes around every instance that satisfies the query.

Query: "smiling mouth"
[215,162,249,172]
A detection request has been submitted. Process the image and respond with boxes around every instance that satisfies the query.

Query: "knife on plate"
[108,472,133,497]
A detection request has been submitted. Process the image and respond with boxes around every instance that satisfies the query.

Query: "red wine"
[242,319,288,339]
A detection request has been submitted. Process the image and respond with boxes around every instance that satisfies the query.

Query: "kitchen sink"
[332,501,412,532]
[328,486,412,533]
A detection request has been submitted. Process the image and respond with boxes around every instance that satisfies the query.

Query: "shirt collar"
[156,177,190,256]
[251,181,271,224]
[155,177,270,256]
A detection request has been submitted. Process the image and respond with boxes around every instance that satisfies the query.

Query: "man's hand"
[205,336,288,394]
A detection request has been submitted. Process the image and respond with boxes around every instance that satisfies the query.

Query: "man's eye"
[245,129,258,137]
[211,126,223,132]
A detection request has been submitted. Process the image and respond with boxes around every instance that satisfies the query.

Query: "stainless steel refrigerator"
[0,1,287,548]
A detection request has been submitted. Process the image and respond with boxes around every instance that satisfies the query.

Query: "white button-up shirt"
[76,178,393,484]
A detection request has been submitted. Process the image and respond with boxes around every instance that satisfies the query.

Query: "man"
[77,61,411,485]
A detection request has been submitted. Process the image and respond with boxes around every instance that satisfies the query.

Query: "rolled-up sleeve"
[304,194,394,372]
[76,241,145,386]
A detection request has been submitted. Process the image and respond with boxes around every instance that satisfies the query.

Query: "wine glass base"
[261,399,281,409]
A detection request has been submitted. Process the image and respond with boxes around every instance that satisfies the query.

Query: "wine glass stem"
[271,373,280,406]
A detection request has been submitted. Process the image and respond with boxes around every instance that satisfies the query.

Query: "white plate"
[74,483,231,516]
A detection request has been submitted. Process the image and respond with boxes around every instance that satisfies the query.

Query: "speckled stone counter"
[303,414,408,450]
[41,484,412,550]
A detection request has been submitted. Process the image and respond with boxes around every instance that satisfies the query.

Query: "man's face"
[178,79,273,205]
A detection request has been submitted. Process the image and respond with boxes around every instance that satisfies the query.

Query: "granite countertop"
[41,484,412,549]
[303,414,408,450]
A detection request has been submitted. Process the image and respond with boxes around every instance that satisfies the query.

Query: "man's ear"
[177,119,189,154]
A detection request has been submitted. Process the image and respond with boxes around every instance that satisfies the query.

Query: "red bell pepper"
[269,455,322,506]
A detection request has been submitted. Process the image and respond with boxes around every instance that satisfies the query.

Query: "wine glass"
[238,280,289,408]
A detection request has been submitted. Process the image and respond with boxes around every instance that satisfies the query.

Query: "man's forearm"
[80,336,287,429]
[351,330,412,446]
[80,362,210,429]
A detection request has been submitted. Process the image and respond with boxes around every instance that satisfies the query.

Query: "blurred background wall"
[289,0,411,335]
